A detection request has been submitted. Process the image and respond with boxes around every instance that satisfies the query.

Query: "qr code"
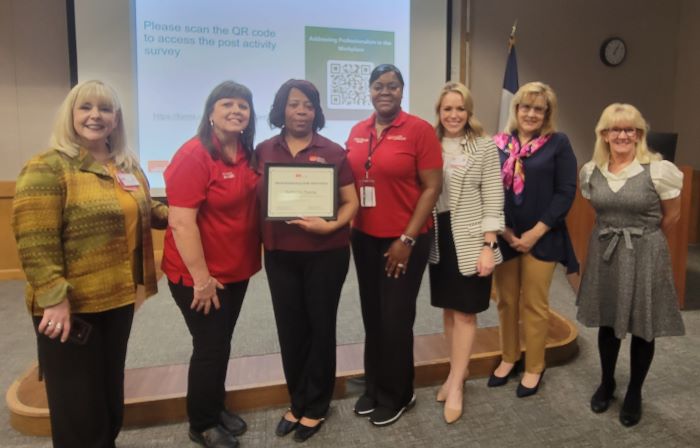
[327,60,374,110]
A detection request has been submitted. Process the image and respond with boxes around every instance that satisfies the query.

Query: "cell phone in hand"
[68,316,92,345]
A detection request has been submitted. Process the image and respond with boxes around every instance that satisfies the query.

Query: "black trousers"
[264,247,350,419]
[34,304,134,448]
[350,229,430,411]
[170,279,248,432]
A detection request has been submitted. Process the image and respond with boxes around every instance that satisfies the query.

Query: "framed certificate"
[265,163,338,221]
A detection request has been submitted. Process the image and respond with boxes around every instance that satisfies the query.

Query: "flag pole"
[508,19,517,52]
[497,20,520,132]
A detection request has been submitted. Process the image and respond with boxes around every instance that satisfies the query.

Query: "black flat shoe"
[293,419,325,442]
[487,360,522,387]
[516,370,545,398]
[619,394,642,427]
[189,425,239,448]
[275,415,299,437]
[590,382,616,414]
[220,410,247,436]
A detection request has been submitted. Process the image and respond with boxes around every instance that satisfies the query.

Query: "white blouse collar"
[601,159,643,181]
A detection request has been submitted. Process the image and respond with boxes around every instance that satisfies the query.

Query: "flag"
[497,42,519,132]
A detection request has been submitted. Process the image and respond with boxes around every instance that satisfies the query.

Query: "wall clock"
[600,37,627,67]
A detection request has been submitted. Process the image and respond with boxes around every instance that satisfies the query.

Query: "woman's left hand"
[384,239,411,278]
[476,247,495,277]
[286,217,335,235]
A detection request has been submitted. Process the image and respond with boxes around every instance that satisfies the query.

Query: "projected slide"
[134,0,410,189]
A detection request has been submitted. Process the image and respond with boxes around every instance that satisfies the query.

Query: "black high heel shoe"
[590,381,616,413]
[516,369,545,398]
[487,360,522,388]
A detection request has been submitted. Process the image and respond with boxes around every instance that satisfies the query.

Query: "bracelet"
[193,277,213,292]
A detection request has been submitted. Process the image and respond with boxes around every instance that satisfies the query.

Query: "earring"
[210,120,214,127]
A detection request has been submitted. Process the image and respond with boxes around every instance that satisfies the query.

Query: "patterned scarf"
[493,132,551,205]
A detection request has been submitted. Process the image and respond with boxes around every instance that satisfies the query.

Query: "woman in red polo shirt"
[256,79,358,442]
[162,81,260,448]
[346,64,443,427]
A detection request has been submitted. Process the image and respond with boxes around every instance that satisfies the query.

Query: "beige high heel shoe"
[443,388,464,424]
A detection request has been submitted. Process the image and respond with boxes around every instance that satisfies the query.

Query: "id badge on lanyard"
[360,177,376,207]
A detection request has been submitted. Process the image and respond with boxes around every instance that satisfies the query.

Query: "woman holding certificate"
[255,79,358,442]
[162,81,260,448]
[346,64,443,427]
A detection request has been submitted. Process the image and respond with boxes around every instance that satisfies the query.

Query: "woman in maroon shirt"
[256,79,358,442]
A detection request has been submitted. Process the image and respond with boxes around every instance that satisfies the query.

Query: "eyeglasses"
[605,127,639,137]
[517,104,547,115]
[370,82,402,93]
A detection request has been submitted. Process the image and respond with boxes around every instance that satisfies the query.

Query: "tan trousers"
[494,253,556,374]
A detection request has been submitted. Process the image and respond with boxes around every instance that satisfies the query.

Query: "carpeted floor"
[2,255,699,447]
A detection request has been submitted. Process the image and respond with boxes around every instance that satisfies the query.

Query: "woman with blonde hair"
[577,103,684,427]
[428,81,504,423]
[489,81,578,397]
[13,80,168,447]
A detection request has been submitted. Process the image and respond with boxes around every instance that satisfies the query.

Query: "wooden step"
[7,309,577,436]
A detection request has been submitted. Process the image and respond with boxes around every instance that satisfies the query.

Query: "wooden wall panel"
[688,170,700,244]
[0,181,22,279]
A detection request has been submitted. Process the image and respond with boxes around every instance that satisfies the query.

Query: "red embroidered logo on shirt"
[387,135,407,141]
[222,172,235,179]
[309,155,327,163]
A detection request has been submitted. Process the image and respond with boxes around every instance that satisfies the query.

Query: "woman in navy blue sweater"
[488,82,578,397]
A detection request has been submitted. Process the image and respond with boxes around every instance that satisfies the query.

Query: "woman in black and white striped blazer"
[428,81,504,424]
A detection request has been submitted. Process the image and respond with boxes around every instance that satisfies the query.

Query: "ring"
[56,323,63,330]
[397,263,405,268]
[47,321,53,327]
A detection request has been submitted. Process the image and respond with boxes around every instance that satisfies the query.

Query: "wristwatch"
[400,234,417,247]
[483,241,499,250]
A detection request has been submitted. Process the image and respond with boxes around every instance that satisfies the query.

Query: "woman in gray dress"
[577,103,684,427]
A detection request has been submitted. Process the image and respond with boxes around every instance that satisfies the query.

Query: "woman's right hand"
[38,298,71,342]
[191,277,224,315]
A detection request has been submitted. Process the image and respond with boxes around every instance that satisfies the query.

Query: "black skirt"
[429,211,491,314]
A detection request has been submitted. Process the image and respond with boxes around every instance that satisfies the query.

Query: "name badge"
[360,178,376,208]
[446,154,468,169]
[116,172,140,191]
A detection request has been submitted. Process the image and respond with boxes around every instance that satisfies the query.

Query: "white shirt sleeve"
[579,161,596,199]
[650,160,683,200]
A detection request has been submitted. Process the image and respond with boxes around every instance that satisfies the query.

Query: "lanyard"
[364,131,386,178]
